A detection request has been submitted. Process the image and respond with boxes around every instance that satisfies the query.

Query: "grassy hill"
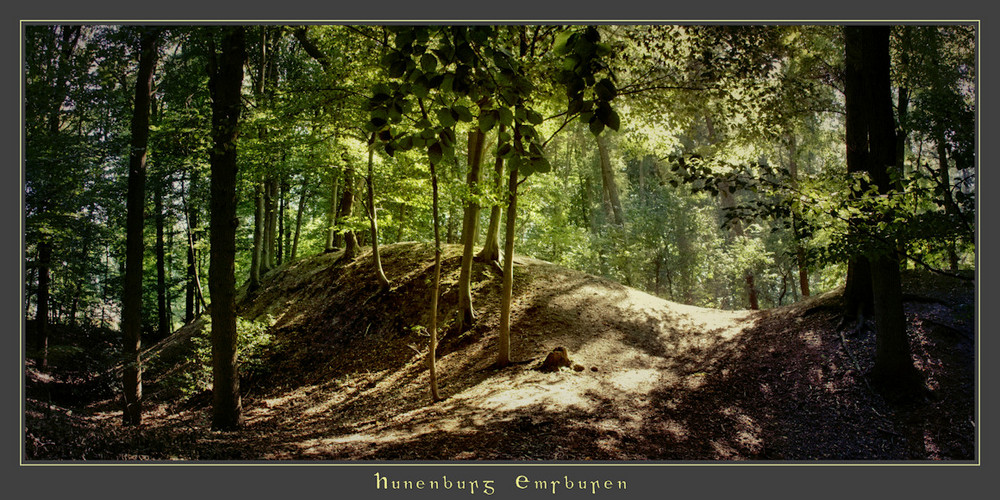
[24,243,975,460]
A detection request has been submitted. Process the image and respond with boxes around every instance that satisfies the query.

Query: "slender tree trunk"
[262,176,277,272]
[497,135,521,368]
[35,240,51,367]
[364,135,390,288]
[155,175,169,338]
[338,164,358,260]
[458,129,486,331]
[788,134,810,298]
[936,136,959,271]
[277,178,286,266]
[248,182,264,292]
[122,29,158,426]
[291,182,307,260]
[325,170,340,252]
[395,203,406,243]
[476,124,505,265]
[428,159,442,402]
[207,26,245,430]
[597,134,623,225]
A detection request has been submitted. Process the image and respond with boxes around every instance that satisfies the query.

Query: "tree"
[207,26,246,430]
[121,27,159,426]
[843,26,920,392]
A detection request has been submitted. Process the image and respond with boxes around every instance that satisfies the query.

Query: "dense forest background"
[23,24,975,438]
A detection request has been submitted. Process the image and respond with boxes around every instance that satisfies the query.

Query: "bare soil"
[24,243,976,461]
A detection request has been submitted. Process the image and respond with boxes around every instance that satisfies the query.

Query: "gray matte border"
[8,0,992,499]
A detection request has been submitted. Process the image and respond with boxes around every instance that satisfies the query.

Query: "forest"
[23,24,976,461]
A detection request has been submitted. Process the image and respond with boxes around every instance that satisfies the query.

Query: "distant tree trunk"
[364,134,390,288]
[291,182,307,260]
[458,129,486,331]
[262,176,277,272]
[155,174,169,338]
[277,178,286,266]
[338,163,358,260]
[845,25,920,392]
[122,28,158,426]
[428,158,443,402]
[476,124,505,265]
[936,135,959,271]
[207,26,245,430]
[597,134,624,225]
[35,239,51,367]
[787,134,810,298]
[248,182,264,292]
[183,169,205,323]
[395,203,406,243]
[325,170,340,252]
[719,179,759,310]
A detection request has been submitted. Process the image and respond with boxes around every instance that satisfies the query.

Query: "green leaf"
[529,155,551,174]
[498,107,514,126]
[605,108,620,131]
[526,109,544,125]
[589,118,605,135]
[554,31,574,55]
[428,141,443,164]
[436,108,456,127]
[420,53,437,73]
[595,78,617,101]
[479,110,497,133]
[453,105,473,122]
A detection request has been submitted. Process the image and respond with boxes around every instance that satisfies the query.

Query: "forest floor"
[24,243,977,461]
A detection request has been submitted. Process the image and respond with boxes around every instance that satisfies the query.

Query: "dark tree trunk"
[207,26,246,430]
[262,176,277,272]
[184,170,202,323]
[458,129,486,331]
[845,26,920,392]
[843,26,875,324]
[122,28,158,426]
[936,136,959,271]
[787,134,810,298]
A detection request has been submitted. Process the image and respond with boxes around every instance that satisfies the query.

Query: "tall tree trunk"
[476,124,505,265]
[122,28,158,426]
[458,129,486,331]
[428,159,442,402]
[497,131,522,368]
[184,170,203,323]
[364,134,390,288]
[846,26,920,392]
[597,134,623,225]
[248,182,264,292]
[843,27,875,324]
[291,182,307,260]
[155,174,169,338]
[207,26,245,430]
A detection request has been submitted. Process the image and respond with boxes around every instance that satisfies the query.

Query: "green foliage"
[175,315,276,396]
